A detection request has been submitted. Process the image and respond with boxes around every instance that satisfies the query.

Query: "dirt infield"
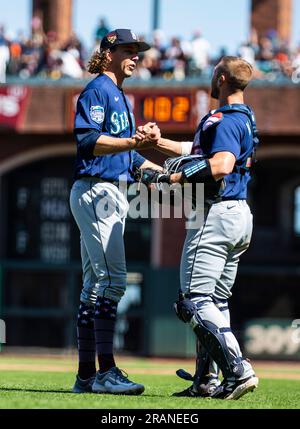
[1,353,300,380]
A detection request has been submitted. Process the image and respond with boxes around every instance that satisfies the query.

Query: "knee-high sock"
[77,302,96,379]
[94,296,118,373]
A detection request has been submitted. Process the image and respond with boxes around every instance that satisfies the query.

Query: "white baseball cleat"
[210,375,259,400]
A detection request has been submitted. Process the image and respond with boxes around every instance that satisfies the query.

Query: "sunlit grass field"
[0,354,300,409]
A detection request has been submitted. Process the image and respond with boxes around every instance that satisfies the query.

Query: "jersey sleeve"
[74,89,107,131]
[132,150,146,168]
[74,128,101,159]
[209,117,242,158]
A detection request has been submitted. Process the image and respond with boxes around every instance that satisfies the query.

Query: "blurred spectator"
[18,38,44,78]
[31,15,45,46]
[275,42,292,77]
[190,29,210,74]
[238,41,256,66]
[133,61,152,80]
[95,18,110,43]
[0,25,10,83]
[214,47,228,65]
[8,38,22,75]
[50,49,84,79]
[1,20,300,83]
[291,44,300,83]
[62,32,86,67]
[163,37,186,80]
[257,36,274,62]
[292,45,300,70]
[132,34,152,80]
[142,29,166,77]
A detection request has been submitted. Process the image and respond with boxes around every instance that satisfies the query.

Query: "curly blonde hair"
[87,49,112,74]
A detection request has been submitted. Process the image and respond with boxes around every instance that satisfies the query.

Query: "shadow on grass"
[0,387,166,398]
[0,387,73,394]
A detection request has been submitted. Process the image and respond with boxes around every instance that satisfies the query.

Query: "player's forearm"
[209,152,235,180]
[156,138,182,156]
[209,161,228,181]
[169,152,236,184]
[140,159,163,171]
[156,138,193,157]
[93,134,137,156]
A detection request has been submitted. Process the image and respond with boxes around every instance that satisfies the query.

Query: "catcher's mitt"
[163,154,206,175]
[163,154,225,203]
[133,167,179,206]
[138,168,171,187]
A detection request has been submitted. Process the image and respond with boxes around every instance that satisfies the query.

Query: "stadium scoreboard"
[67,88,210,133]
[127,89,209,132]
[0,86,211,133]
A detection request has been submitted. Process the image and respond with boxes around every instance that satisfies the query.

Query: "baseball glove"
[134,167,179,206]
[163,154,225,203]
[138,168,171,187]
[134,155,206,186]
[163,154,206,175]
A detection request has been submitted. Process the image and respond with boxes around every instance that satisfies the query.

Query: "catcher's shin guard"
[190,313,245,380]
[174,297,211,387]
[193,338,211,385]
[174,338,220,397]
[176,340,210,384]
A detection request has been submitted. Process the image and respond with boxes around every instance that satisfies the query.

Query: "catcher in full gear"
[136,56,259,400]
[137,154,225,397]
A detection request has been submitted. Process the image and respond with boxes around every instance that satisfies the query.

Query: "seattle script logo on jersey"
[90,106,133,135]
[110,110,130,134]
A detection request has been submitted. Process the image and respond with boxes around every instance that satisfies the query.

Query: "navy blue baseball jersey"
[192,104,256,200]
[74,73,145,182]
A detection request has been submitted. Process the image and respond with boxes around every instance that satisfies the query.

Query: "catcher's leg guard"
[192,340,220,395]
[176,341,210,384]
[194,338,210,382]
[174,297,213,394]
[174,298,245,379]
[190,312,246,380]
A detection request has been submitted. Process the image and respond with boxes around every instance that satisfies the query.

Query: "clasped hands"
[132,122,161,149]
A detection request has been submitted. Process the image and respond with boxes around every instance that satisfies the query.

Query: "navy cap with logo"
[100,29,151,52]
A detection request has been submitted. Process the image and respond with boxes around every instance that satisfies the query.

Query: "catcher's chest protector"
[192,104,259,174]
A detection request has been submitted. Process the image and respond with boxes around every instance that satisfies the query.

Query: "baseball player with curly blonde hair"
[70,29,160,395]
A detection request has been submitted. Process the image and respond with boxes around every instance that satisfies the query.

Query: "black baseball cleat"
[172,377,220,398]
[172,386,202,397]
[210,375,259,400]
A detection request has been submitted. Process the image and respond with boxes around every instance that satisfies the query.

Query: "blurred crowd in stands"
[1,16,300,83]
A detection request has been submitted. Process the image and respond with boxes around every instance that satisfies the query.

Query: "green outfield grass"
[0,356,300,409]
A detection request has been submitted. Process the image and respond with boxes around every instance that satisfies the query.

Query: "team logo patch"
[90,105,104,124]
[203,112,223,131]
[106,32,117,44]
[130,31,138,41]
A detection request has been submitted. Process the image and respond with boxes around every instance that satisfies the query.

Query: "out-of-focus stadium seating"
[1,21,300,85]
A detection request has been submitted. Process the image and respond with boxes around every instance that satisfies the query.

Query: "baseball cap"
[100,29,151,52]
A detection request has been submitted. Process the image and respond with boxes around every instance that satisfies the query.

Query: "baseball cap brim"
[100,29,151,52]
[115,40,151,52]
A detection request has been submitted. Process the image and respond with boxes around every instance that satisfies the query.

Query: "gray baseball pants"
[70,178,129,305]
[181,200,254,379]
